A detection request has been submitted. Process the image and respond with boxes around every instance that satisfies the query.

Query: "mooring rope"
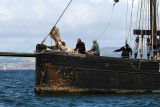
[0,73,35,88]
[128,0,134,46]
[38,63,49,89]
[130,59,142,70]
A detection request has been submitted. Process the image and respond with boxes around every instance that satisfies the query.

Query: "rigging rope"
[157,0,160,30]
[148,0,150,30]
[143,0,148,55]
[96,3,116,40]
[140,0,145,59]
[41,0,73,44]
[156,0,158,49]
[144,0,147,31]
[126,0,129,43]
[139,0,143,30]
[128,0,134,46]
[136,0,141,30]
[131,59,141,70]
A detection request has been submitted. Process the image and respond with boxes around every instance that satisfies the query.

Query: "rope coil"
[131,60,141,70]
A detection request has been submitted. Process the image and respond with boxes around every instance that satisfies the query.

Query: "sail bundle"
[49,27,67,51]
[41,0,73,51]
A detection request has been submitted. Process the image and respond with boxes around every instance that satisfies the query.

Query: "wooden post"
[151,0,157,58]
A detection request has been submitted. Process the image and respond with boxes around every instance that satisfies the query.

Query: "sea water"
[0,70,160,107]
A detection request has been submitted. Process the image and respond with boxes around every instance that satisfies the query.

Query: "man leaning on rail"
[73,38,86,54]
[87,39,100,56]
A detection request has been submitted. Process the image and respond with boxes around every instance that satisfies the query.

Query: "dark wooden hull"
[34,51,160,95]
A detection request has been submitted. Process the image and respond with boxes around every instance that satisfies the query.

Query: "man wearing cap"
[113,44,132,58]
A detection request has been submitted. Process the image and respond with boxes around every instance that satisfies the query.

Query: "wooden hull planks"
[35,52,160,95]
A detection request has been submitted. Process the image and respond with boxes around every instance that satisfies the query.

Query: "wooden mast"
[151,0,157,58]
[134,0,159,59]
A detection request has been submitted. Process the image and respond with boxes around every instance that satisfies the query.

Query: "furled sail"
[41,0,73,51]
[49,26,67,51]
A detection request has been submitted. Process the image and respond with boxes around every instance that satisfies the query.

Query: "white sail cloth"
[49,26,68,51]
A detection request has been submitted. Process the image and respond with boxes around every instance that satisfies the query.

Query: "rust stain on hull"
[39,63,69,88]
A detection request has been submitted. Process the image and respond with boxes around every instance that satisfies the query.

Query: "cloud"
[0,7,10,22]
[62,3,97,30]
[0,0,150,52]
[89,0,104,2]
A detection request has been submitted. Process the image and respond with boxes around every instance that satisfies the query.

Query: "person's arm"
[90,44,95,51]
[74,43,78,51]
[115,47,123,52]
[81,42,86,51]
[129,47,132,56]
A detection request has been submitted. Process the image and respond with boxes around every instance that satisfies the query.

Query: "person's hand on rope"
[86,50,93,55]
[86,50,90,52]
[72,50,77,53]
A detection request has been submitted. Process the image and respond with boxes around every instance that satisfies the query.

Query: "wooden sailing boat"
[33,0,160,95]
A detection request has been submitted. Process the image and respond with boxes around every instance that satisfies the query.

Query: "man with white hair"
[88,39,100,56]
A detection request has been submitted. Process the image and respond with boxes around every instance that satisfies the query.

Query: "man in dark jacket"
[74,38,86,54]
[113,44,132,58]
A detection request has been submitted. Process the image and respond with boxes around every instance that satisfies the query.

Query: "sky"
[0,0,157,52]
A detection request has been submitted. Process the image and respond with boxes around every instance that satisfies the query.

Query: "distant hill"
[100,47,121,58]
[0,57,35,70]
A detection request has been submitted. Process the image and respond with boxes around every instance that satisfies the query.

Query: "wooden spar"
[0,52,36,57]
[133,30,160,36]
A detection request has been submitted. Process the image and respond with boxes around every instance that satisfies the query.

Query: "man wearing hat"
[113,44,132,58]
